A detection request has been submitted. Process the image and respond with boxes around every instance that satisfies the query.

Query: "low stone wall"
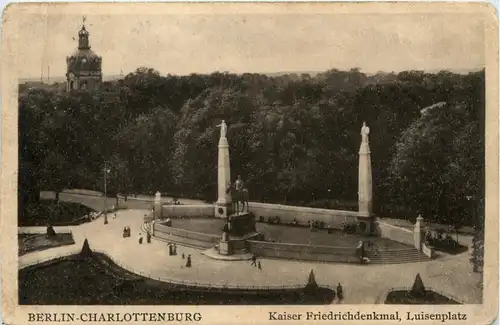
[247,240,359,263]
[374,220,414,246]
[159,201,360,227]
[161,204,214,218]
[248,202,359,228]
[422,243,436,258]
[62,189,103,197]
[18,226,73,235]
[153,223,219,249]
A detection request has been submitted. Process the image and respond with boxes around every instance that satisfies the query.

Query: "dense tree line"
[19,68,484,228]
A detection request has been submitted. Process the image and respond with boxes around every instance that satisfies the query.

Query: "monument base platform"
[202,247,254,261]
[216,231,263,257]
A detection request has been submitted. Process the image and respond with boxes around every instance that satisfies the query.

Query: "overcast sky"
[14,7,485,79]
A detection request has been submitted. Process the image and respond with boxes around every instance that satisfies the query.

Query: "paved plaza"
[171,217,410,248]
[19,205,482,304]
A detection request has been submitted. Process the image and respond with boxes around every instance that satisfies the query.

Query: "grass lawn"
[385,290,460,304]
[19,200,95,226]
[169,217,410,249]
[19,254,335,305]
[18,233,75,256]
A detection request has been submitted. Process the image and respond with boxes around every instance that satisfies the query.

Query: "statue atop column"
[216,120,227,139]
[361,122,370,143]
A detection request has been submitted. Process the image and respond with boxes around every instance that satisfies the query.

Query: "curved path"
[20,208,482,304]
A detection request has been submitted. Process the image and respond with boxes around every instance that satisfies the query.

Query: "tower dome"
[66,20,102,91]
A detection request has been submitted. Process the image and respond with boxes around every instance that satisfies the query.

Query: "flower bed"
[18,232,75,256]
[385,289,460,304]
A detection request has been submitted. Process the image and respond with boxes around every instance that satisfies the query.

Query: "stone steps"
[141,221,152,233]
[154,233,213,250]
[366,248,431,264]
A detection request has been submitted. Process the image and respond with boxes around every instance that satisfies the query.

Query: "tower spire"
[78,16,90,50]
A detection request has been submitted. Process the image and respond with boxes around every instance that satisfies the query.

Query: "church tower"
[66,18,102,91]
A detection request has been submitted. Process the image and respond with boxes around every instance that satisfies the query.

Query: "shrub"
[427,234,466,254]
[46,225,56,237]
[342,222,357,234]
[411,274,426,297]
[80,239,93,258]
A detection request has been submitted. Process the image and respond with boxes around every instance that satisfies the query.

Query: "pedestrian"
[182,253,185,259]
[173,244,177,255]
[257,261,261,270]
[251,255,257,266]
[168,244,173,256]
[337,283,343,301]
[186,254,192,268]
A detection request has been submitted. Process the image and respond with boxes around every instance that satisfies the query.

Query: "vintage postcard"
[1,2,498,325]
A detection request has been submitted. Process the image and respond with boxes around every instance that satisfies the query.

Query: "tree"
[389,92,483,225]
[80,238,93,259]
[19,68,484,228]
[411,273,426,297]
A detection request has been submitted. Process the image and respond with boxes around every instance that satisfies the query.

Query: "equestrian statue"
[226,175,249,214]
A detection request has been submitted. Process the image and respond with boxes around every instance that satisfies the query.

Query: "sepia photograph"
[1,2,498,324]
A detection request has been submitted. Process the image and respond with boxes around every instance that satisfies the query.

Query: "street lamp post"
[103,162,110,225]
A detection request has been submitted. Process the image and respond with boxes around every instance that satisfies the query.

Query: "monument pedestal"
[219,213,262,254]
[203,212,263,260]
[226,212,257,237]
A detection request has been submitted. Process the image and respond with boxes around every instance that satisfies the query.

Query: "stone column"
[414,215,425,251]
[357,122,373,235]
[215,126,232,218]
[358,122,373,216]
[154,191,162,219]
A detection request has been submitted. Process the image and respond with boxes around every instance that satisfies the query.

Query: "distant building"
[66,22,102,91]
